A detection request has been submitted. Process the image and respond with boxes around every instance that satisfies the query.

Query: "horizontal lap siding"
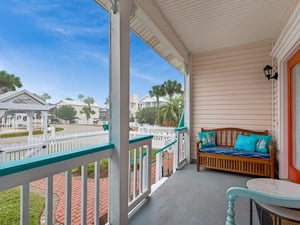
[272,80,279,150]
[191,41,273,160]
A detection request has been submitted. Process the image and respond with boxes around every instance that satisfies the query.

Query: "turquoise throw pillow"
[234,135,258,152]
[250,134,271,153]
[198,132,216,147]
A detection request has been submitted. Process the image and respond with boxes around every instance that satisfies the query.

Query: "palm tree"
[84,97,95,107]
[149,85,165,108]
[80,97,95,121]
[149,85,165,125]
[159,96,183,127]
[78,94,84,101]
[0,70,22,94]
[40,93,51,102]
[80,106,95,121]
[162,80,183,99]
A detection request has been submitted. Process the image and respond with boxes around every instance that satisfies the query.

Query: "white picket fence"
[0,126,176,163]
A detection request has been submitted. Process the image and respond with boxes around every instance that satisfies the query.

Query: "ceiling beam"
[134,0,189,64]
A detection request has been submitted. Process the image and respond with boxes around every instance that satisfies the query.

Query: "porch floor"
[129,164,260,225]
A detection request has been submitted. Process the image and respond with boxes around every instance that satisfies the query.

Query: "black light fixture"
[263,65,278,80]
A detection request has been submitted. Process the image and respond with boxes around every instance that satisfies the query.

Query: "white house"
[129,93,139,120]
[138,95,167,109]
[56,99,100,121]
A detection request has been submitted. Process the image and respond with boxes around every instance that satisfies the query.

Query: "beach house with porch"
[1,1,300,225]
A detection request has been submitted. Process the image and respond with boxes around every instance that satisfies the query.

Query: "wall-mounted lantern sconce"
[263,65,278,80]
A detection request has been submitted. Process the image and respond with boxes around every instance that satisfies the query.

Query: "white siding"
[191,41,273,159]
[272,79,279,148]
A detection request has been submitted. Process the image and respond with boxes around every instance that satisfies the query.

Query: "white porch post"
[41,111,48,141]
[27,112,34,140]
[184,57,192,163]
[108,0,132,225]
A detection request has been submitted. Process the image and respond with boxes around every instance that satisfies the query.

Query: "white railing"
[0,143,113,225]
[155,127,187,184]
[130,131,175,149]
[46,131,109,154]
[174,127,188,170]
[155,139,176,184]
[0,142,47,162]
[0,130,188,224]
[137,125,175,136]
[1,130,174,163]
[128,135,152,212]
[0,131,109,162]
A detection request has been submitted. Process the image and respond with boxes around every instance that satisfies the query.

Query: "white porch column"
[27,112,34,140]
[41,111,48,141]
[184,57,191,163]
[108,1,132,225]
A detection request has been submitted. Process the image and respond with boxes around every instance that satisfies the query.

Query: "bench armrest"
[196,140,202,151]
[268,145,275,161]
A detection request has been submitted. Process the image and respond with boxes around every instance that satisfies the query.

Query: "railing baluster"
[65,170,72,225]
[128,151,131,202]
[21,183,30,225]
[139,146,143,195]
[81,164,87,225]
[46,176,53,225]
[133,148,137,199]
[143,145,149,192]
[156,152,162,183]
[94,161,100,225]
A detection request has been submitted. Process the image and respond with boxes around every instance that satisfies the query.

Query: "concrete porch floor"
[129,164,260,225]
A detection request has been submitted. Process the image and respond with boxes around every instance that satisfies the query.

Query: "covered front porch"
[129,164,257,225]
[1,0,300,225]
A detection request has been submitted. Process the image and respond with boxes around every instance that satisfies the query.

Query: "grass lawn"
[0,187,45,225]
[0,127,64,138]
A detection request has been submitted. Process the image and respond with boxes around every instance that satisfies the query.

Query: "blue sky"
[0,0,183,107]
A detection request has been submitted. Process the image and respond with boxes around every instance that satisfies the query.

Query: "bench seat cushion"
[200,146,270,159]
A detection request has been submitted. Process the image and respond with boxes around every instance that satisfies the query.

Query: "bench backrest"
[201,127,268,147]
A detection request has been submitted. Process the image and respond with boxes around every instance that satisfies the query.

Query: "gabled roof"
[0,89,46,105]
[0,89,54,112]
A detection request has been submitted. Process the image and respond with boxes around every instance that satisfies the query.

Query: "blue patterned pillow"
[234,135,258,152]
[198,132,216,147]
[250,134,271,153]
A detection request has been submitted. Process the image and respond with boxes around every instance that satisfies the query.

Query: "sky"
[0,0,183,107]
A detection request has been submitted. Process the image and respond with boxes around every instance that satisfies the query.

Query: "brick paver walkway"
[31,153,173,225]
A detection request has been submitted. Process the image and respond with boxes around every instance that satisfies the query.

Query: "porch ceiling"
[153,0,297,53]
[95,0,298,73]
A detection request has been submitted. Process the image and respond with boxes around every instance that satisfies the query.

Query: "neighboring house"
[138,95,167,109]
[99,107,109,121]
[56,99,100,121]
[129,93,139,120]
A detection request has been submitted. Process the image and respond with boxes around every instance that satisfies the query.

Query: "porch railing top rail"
[0,142,114,177]
[156,139,177,154]
[175,126,187,132]
[129,134,153,144]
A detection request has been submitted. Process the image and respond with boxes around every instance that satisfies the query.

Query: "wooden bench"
[196,128,275,178]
